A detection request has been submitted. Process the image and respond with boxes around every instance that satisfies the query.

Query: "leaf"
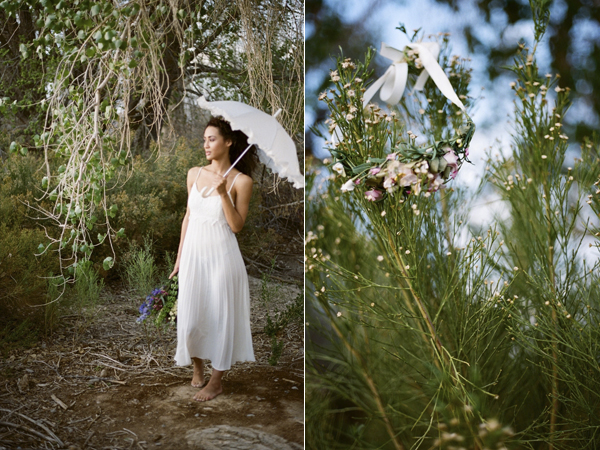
[77,29,86,40]
[20,147,28,156]
[352,163,372,174]
[128,60,138,69]
[91,4,100,16]
[42,177,49,189]
[103,257,114,271]
[116,228,125,238]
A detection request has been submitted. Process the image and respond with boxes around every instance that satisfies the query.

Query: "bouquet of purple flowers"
[137,276,178,326]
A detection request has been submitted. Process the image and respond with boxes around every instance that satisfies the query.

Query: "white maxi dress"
[174,167,255,371]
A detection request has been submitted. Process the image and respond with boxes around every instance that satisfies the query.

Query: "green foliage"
[153,276,178,326]
[123,237,158,298]
[44,276,63,335]
[74,260,104,307]
[268,336,284,367]
[0,224,59,310]
[0,319,39,358]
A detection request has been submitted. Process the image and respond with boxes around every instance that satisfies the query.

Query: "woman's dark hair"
[205,116,258,177]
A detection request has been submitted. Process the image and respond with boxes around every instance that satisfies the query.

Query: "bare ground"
[0,275,303,449]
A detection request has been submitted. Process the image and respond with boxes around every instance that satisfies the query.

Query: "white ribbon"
[330,40,465,146]
[363,41,465,111]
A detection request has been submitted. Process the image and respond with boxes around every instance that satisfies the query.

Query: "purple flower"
[369,167,381,175]
[365,189,383,201]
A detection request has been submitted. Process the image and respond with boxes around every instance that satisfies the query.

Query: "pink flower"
[429,174,443,191]
[443,149,459,179]
[365,189,383,201]
[399,173,418,186]
[386,153,397,160]
[369,167,381,175]
[386,161,414,179]
[355,179,362,185]
[383,177,396,189]
[465,147,470,157]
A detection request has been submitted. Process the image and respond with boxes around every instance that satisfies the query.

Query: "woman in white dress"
[169,117,257,402]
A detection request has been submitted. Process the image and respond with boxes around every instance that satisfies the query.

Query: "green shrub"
[123,237,158,298]
[0,223,60,312]
[268,336,285,366]
[0,319,39,357]
[74,260,104,307]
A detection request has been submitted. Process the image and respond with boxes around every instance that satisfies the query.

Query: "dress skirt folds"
[174,170,255,371]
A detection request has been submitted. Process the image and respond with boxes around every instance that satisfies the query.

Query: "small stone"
[247,414,255,417]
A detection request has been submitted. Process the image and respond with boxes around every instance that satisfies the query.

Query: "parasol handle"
[201,142,254,198]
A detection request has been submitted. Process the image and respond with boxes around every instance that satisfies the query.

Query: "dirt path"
[0,276,303,449]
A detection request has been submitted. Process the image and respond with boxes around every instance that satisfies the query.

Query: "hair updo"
[205,117,258,178]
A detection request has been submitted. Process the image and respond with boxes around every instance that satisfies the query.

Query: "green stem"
[325,307,405,450]
[544,183,559,449]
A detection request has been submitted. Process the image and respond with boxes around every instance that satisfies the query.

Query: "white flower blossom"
[332,162,346,176]
[341,179,355,192]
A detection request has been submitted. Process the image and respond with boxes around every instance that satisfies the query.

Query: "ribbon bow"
[330,40,466,146]
[363,41,466,111]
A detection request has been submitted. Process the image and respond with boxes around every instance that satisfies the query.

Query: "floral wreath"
[320,36,476,200]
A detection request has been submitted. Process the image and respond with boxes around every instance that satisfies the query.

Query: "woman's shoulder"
[187,166,206,179]
[232,171,252,186]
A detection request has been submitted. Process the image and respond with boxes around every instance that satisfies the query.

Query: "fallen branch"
[0,421,58,444]
[0,409,64,447]
[51,394,68,410]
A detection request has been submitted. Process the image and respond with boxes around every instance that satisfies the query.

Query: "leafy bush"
[0,224,59,313]
[74,261,104,307]
[122,238,159,298]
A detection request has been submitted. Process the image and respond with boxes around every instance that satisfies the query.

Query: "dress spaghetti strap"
[228,172,242,194]
[193,167,203,185]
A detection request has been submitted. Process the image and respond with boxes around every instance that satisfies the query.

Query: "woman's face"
[203,125,231,161]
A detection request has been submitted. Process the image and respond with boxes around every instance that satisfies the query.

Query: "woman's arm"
[211,172,253,233]
[169,167,197,278]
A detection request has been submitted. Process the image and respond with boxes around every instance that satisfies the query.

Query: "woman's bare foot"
[191,358,206,388]
[194,368,224,402]
[193,381,223,402]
